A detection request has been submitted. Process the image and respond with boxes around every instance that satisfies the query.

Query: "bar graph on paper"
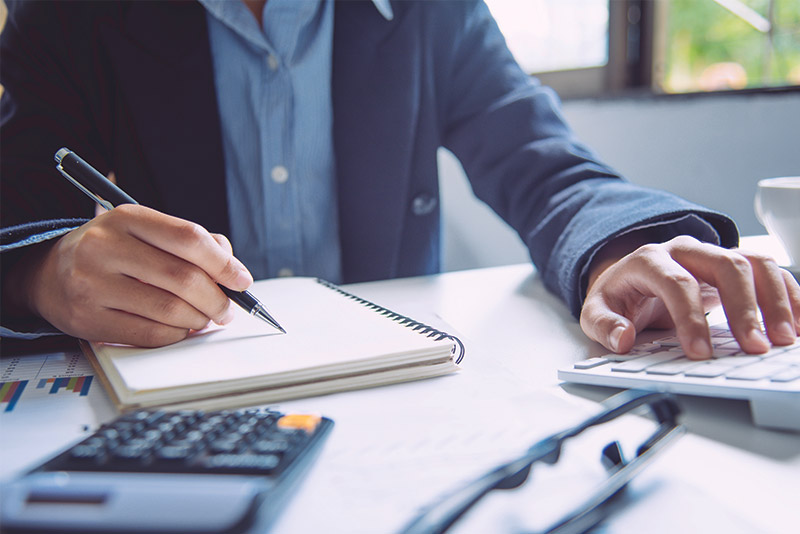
[0,352,94,412]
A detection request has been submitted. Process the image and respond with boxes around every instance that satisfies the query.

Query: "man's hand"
[10,205,253,347]
[580,235,800,359]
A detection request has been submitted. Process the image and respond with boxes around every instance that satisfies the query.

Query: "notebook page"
[93,278,456,394]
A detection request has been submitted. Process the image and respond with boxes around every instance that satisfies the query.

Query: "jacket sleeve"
[0,1,110,337]
[437,0,738,316]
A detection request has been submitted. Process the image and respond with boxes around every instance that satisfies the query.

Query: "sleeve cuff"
[576,213,726,307]
[1,219,87,338]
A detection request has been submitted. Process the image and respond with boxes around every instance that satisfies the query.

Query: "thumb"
[580,295,637,353]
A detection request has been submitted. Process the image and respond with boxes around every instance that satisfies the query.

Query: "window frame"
[527,0,798,100]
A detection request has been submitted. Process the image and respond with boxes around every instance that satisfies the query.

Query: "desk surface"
[2,255,799,533]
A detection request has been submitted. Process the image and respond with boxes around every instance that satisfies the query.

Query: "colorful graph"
[0,379,28,412]
[37,376,94,396]
[0,352,95,413]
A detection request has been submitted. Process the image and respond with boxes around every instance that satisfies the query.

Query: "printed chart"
[0,352,95,412]
[0,350,113,480]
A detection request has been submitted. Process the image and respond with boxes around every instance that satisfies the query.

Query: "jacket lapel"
[332,1,420,282]
[99,0,230,234]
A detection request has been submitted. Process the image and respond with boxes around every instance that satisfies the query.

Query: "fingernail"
[609,325,626,352]
[690,338,712,359]
[235,266,253,289]
[772,321,796,342]
[747,328,770,350]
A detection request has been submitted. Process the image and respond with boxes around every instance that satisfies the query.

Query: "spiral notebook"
[80,278,464,412]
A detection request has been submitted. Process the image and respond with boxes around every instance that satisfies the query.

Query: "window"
[486,0,800,97]
[661,0,800,93]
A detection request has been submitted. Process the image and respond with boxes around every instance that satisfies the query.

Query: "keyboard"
[1,407,334,533]
[558,324,800,431]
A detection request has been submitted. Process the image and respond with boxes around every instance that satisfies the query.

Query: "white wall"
[440,90,800,272]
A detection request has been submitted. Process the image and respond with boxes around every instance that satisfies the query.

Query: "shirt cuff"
[1,219,88,339]
[577,213,724,306]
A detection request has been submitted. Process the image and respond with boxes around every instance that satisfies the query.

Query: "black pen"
[54,147,286,334]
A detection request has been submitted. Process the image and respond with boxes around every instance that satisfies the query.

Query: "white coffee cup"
[754,176,800,267]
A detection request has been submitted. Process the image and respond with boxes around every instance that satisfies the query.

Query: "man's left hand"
[580,235,800,359]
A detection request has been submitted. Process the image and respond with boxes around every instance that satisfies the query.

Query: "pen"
[54,147,286,334]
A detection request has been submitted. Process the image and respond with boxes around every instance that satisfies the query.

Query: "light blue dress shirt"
[201,0,342,282]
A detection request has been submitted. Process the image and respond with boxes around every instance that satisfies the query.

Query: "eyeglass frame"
[399,389,685,534]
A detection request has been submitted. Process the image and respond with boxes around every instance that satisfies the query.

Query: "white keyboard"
[558,324,800,431]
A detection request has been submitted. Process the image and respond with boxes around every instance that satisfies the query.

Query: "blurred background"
[1,1,798,270]
[442,0,800,270]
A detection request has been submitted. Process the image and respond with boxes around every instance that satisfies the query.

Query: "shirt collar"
[372,0,393,20]
[201,0,392,22]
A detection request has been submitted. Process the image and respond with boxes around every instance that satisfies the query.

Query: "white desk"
[2,261,799,533]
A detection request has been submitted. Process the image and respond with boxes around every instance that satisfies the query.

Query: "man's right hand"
[9,205,253,347]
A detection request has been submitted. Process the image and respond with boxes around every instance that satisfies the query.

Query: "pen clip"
[56,164,116,211]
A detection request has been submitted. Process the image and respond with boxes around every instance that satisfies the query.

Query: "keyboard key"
[684,363,733,378]
[725,362,789,381]
[770,367,800,383]
[573,357,609,370]
[645,358,703,376]
[710,347,743,357]
[654,336,681,347]
[611,353,682,373]
[766,351,800,366]
[713,356,761,366]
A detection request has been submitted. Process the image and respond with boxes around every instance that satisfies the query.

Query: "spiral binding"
[316,279,465,365]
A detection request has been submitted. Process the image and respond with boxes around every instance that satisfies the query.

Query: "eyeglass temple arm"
[398,453,538,534]
[399,391,681,534]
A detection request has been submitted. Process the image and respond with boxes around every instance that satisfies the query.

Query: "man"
[1,0,797,357]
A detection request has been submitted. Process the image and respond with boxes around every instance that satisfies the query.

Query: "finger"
[211,233,234,255]
[580,293,638,353]
[669,241,769,354]
[745,253,797,345]
[782,269,800,333]
[80,308,191,347]
[95,274,212,331]
[103,233,236,326]
[110,205,253,290]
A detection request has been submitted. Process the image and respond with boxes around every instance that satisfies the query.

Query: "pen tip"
[253,307,286,334]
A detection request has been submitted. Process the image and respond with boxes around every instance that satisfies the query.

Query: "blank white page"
[92,278,456,395]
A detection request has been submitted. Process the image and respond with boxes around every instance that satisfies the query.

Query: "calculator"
[0,407,333,533]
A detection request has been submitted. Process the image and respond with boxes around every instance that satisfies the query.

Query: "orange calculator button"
[277,414,322,433]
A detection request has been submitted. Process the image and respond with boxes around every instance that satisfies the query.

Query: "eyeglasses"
[399,389,685,534]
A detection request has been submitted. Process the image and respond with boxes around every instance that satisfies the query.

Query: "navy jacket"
[0,0,737,323]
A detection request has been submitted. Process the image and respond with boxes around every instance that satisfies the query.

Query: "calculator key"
[155,445,194,461]
[252,439,290,455]
[202,453,282,474]
[277,414,322,433]
[209,439,241,454]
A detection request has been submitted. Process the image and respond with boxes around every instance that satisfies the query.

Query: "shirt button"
[411,193,437,216]
[277,268,294,277]
[271,165,289,184]
[267,54,279,71]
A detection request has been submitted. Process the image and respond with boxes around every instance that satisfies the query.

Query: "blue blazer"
[0,0,737,319]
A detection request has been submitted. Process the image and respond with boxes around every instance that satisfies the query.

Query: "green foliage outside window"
[664,0,800,92]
